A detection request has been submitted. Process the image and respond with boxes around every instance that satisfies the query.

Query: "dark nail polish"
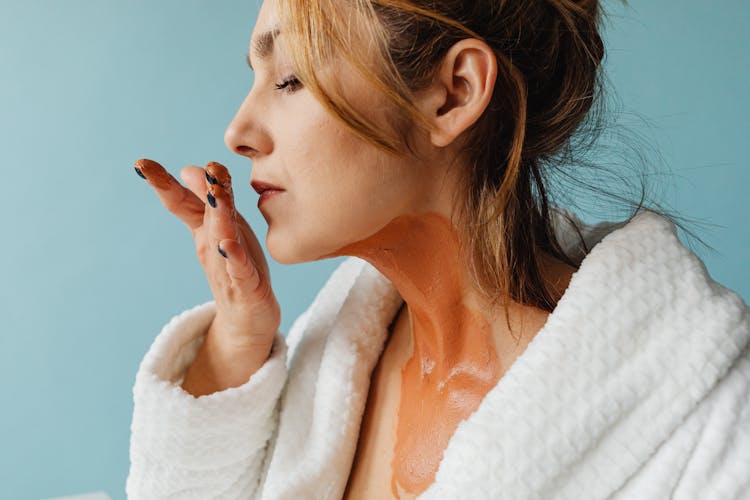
[134,167,147,180]
[217,243,228,259]
[205,171,218,185]
[207,191,217,208]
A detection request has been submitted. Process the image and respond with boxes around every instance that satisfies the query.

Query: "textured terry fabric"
[126,302,289,499]
[419,211,750,500]
[126,207,750,499]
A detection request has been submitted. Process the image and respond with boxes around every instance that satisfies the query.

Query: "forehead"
[251,0,278,39]
[249,0,283,65]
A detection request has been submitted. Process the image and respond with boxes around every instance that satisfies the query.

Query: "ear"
[416,39,497,148]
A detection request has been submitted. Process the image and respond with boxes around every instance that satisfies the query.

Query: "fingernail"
[134,158,171,189]
[207,190,217,208]
[217,243,228,259]
[205,170,218,185]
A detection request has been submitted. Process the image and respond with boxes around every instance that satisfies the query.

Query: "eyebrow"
[246,26,281,71]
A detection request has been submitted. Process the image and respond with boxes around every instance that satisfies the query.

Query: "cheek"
[266,95,418,261]
[292,145,384,252]
[262,105,371,259]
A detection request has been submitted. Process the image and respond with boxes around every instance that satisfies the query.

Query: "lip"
[251,180,285,195]
[257,188,285,208]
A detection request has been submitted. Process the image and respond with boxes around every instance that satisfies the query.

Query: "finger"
[204,162,246,289]
[200,161,241,296]
[179,166,210,204]
[218,238,262,292]
[205,161,232,189]
[204,162,239,247]
[134,158,205,230]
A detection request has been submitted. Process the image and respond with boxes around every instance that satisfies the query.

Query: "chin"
[266,231,314,265]
[267,230,350,265]
[266,236,297,265]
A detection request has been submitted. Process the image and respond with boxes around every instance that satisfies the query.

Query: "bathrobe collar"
[269,207,750,499]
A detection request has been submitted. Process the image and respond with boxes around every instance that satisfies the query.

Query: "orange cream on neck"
[323,212,503,497]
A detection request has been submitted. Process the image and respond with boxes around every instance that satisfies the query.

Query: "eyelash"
[274,75,303,94]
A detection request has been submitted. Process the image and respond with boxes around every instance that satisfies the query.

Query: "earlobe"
[423,39,497,148]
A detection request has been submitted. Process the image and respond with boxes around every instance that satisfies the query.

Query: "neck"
[324,211,505,495]
[323,211,498,376]
[322,210,575,496]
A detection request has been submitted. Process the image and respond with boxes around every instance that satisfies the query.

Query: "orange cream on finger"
[134,158,172,190]
[205,161,233,187]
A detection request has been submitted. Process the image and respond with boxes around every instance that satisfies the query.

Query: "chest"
[342,300,542,499]
[342,303,413,500]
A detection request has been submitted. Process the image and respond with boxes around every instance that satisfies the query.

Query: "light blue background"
[1,1,747,498]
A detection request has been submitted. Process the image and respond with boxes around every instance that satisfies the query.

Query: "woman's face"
[224,0,453,264]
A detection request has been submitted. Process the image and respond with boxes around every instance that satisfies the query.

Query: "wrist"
[180,323,275,397]
[207,314,277,352]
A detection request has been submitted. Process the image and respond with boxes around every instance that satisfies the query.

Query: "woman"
[126,0,750,498]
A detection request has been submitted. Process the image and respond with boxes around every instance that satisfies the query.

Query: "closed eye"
[274,75,303,94]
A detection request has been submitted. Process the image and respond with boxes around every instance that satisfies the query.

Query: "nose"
[224,91,272,159]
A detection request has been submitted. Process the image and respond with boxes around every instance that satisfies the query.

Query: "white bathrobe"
[126,207,750,499]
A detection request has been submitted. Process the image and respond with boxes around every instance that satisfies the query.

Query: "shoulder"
[673,344,750,498]
[611,343,750,499]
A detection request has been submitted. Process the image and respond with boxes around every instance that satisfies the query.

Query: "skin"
[222,0,579,497]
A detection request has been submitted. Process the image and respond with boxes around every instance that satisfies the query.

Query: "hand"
[134,158,281,350]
